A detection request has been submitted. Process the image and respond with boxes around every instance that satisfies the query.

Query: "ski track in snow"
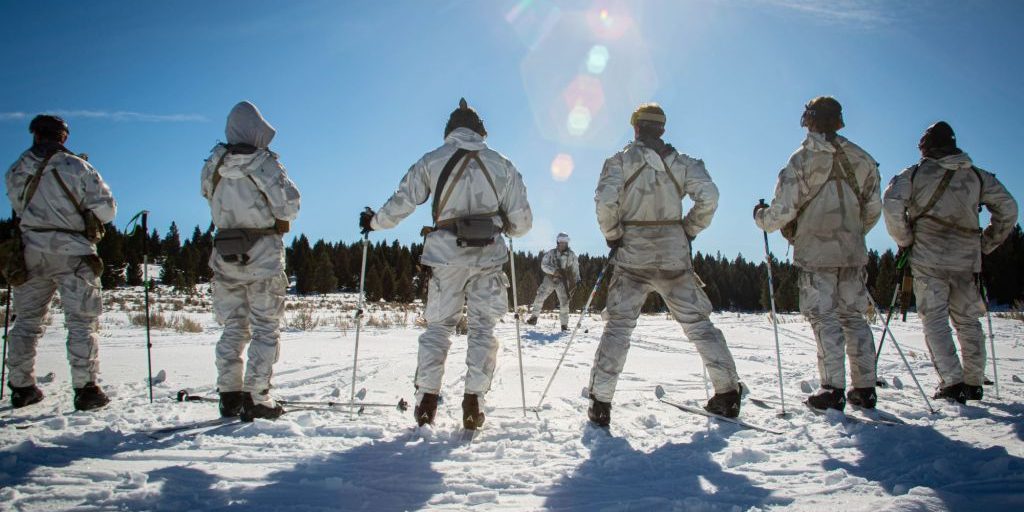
[1,292,1023,511]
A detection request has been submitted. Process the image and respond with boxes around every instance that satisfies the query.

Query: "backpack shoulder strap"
[432,149,472,223]
[912,167,956,223]
[971,165,984,207]
[20,150,64,207]
[659,154,684,198]
[830,140,864,205]
[209,146,232,197]
[472,153,510,227]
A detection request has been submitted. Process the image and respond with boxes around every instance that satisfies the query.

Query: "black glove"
[359,207,375,235]
[753,200,768,220]
[606,237,622,249]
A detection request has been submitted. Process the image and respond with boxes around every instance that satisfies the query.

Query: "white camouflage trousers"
[798,267,876,389]
[415,265,508,403]
[6,248,102,388]
[530,275,570,326]
[589,266,740,401]
[212,271,287,394]
[912,265,987,387]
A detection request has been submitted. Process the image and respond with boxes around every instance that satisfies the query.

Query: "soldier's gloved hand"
[359,207,375,235]
[606,237,622,249]
[752,201,768,220]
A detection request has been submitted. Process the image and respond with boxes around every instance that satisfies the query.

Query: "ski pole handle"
[141,210,148,234]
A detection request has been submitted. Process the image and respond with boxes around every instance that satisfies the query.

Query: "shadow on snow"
[102,431,458,512]
[824,421,1024,510]
[542,426,790,511]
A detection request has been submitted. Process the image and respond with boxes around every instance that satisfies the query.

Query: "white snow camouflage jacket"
[595,140,717,271]
[370,128,532,268]
[755,132,881,269]
[200,146,301,280]
[541,247,580,281]
[883,152,1018,273]
[6,146,116,256]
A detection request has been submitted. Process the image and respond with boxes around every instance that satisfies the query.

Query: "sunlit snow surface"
[1,285,1022,511]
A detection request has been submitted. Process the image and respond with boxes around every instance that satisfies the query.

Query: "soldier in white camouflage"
[526,232,580,331]
[361,98,532,430]
[754,97,882,411]
[588,103,742,426]
[883,121,1018,403]
[4,115,116,411]
[201,101,301,421]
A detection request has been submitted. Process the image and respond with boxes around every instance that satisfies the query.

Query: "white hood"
[933,152,974,171]
[226,101,276,149]
[444,127,486,151]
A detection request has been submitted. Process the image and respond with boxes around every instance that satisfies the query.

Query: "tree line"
[1,217,1021,313]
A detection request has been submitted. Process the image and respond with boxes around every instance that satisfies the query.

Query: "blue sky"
[2,0,1021,260]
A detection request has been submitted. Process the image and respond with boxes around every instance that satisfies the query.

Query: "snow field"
[1,290,1022,511]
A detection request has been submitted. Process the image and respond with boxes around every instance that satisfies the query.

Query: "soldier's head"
[226,101,276,149]
[800,96,844,138]
[444,98,487,139]
[556,232,570,251]
[918,121,959,159]
[29,115,69,144]
[631,103,666,140]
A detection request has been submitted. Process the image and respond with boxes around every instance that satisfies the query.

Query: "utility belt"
[420,213,503,248]
[621,219,685,227]
[915,214,983,236]
[214,224,284,265]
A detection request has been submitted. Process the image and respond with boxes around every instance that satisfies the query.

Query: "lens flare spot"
[600,9,612,26]
[567,105,592,136]
[550,153,574,181]
[586,45,610,74]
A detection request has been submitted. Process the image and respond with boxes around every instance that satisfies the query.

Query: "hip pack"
[214,227,278,265]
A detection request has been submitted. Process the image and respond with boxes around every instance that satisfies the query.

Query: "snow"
[1,289,1023,511]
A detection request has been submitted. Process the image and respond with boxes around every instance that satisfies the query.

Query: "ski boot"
[846,387,877,409]
[587,394,611,427]
[705,388,741,418]
[933,382,967,404]
[415,393,439,426]
[219,391,249,418]
[965,384,983,401]
[462,393,485,430]
[240,390,284,421]
[73,382,110,411]
[807,385,846,411]
[561,324,569,332]
[526,315,538,326]
[8,382,44,409]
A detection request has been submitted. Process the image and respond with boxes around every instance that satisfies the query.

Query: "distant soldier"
[589,103,742,426]
[882,121,1018,403]
[526,232,580,331]
[201,101,300,421]
[754,96,882,411]
[361,98,532,430]
[4,115,116,410]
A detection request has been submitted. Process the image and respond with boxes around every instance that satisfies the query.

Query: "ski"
[656,394,783,435]
[144,417,238,438]
[175,389,408,413]
[803,401,901,426]
[848,405,906,425]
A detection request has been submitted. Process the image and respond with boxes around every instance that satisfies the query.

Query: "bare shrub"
[289,309,319,331]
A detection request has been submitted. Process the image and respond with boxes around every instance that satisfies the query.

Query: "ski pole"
[141,211,154,403]
[535,247,616,411]
[1,283,10,400]
[507,237,526,416]
[350,216,371,414]
[874,248,909,374]
[867,293,936,414]
[759,199,787,417]
[979,277,1000,399]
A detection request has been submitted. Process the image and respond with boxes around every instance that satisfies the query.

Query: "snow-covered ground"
[1,288,1022,511]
